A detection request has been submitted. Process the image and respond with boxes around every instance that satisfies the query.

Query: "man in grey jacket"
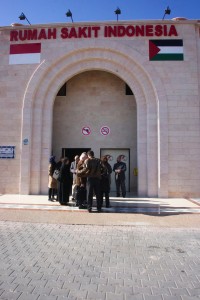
[70,155,79,200]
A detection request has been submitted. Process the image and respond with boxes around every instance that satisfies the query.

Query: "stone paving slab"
[0,222,199,300]
[0,194,199,208]
[0,203,200,215]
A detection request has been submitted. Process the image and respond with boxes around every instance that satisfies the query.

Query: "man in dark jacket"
[100,156,112,208]
[113,155,127,197]
[78,150,102,213]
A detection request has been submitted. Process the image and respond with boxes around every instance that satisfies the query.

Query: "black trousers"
[58,182,70,205]
[100,191,110,207]
[115,177,126,197]
[76,186,87,206]
[87,177,101,210]
[48,188,57,199]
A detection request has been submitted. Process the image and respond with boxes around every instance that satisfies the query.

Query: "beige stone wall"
[164,24,200,197]
[0,29,39,193]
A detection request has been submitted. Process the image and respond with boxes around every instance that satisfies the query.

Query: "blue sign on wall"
[0,146,15,159]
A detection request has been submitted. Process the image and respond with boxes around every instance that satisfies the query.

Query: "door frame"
[62,148,91,165]
[100,148,130,193]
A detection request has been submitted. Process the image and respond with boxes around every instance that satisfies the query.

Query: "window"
[57,83,67,96]
[125,84,133,95]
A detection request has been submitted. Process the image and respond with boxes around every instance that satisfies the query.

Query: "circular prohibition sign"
[100,126,110,136]
[82,126,91,136]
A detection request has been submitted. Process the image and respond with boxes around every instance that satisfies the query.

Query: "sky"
[1,0,199,26]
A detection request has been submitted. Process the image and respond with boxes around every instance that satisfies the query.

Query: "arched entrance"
[19,44,168,197]
[53,70,137,193]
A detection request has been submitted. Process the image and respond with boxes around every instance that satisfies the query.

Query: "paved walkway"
[0,194,200,212]
[0,194,199,299]
[0,194,199,227]
[0,222,199,300]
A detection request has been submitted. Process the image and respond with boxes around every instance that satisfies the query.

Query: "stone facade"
[0,20,199,197]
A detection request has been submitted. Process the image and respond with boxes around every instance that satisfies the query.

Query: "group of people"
[48,155,72,204]
[48,150,127,213]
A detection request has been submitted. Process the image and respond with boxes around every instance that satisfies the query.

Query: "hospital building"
[0,17,200,198]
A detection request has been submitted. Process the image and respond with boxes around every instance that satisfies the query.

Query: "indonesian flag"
[149,40,184,61]
[9,43,41,65]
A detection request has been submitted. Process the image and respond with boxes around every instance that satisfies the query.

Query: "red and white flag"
[9,43,41,65]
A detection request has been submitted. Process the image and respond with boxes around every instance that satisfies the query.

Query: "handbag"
[53,169,60,180]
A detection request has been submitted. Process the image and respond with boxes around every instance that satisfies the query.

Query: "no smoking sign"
[82,126,91,136]
[100,126,110,136]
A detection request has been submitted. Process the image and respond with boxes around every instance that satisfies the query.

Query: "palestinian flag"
[9,43,41,65]
[149,40,184,61]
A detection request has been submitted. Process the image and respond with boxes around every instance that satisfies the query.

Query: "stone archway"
[20,45,168,197]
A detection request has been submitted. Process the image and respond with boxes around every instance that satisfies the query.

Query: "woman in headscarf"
[48,155,57,201]
[58,157,71,205]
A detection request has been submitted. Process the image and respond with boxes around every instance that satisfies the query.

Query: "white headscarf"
[80,152,87,161]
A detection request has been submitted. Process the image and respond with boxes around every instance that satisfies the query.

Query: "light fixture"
[162,6,171,20]
[18,12,31,25]
[115,7,121,21]
[66,9,73,23]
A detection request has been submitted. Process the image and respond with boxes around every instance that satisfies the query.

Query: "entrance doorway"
[62,148,91,164]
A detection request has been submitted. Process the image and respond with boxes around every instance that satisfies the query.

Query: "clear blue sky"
[1,0,199,26]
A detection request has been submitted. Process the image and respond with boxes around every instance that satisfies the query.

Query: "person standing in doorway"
[48,155,57,201]
[76,152,88,208]
[70,155,79,201]
[55,156,64,202]
[100,156,112,208]
[58,157,71,205]
[78,150,102,213]
[113,155,127,198]
[56,156,64,171]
